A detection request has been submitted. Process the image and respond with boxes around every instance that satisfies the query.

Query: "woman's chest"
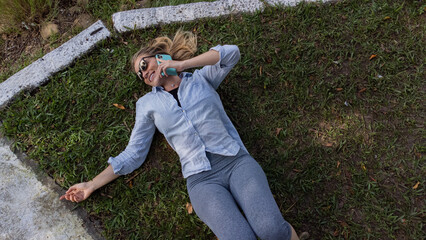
[148,79,221,133]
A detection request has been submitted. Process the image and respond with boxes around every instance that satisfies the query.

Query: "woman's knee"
[252,217,292,240]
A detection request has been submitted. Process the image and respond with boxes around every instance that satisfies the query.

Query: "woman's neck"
[161,75,181,91]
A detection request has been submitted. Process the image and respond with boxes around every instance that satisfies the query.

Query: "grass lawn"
[1,0,425,239]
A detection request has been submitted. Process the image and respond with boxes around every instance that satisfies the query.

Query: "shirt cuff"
[107,156,123,175]
[210,45,224,68]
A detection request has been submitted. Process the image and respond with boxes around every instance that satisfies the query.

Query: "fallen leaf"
[413,181,420,189]
[336,88,343,91]
[113,103,125,110]
[275,128,283,136]
[259,66,262,76]
[293,169,302,173]
[324,142,333,147]
[369,176,376,182]
[338,220,349,227]
[383,16,391,20]
[359,88,367,93]
[337,161,341,168]
[361,163,367,171]
[100,192,113,199]
[55,177,65,185]
[128,180,133,189]
[274,48,281,54]
[186,202,193,214]
[369,54,377,60]
[333,229,339,236]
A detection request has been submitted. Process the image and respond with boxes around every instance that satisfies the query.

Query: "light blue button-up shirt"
[108,45,247,178]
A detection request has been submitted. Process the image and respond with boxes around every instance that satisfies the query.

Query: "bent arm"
[157,49,220,76]
[196,45,240,89]
[179,49,220,71]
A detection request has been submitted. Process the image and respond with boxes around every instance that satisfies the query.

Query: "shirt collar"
[150,73,191,93]
[151,86,164,93]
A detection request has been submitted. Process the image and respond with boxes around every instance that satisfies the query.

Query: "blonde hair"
[131,29,197,73]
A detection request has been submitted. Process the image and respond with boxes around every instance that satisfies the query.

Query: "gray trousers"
[186,149,291,240]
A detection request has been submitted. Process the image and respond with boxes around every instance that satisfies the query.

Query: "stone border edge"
[0,20,111,110]
[0,125,105,240]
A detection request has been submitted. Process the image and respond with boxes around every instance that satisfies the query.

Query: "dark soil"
[0,0,95,79]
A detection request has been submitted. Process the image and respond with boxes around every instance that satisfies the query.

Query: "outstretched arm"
[60,164,119,202]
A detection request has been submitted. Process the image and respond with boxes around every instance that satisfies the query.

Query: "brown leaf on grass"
[337,161,341,168]
[113,103,125,110]
[275,128,283,136]
[323,142,333,147]
[413,181,420,189]
[259,66,262,76]
[55,176,65,185]
[336,88,343,91]
[293,169,302,173]
[186,202,193,214]
[274,48,281,54]
[100,192,113,199]
[369,54,377,60]
[333,229,339,236]
[358,88,367,93]
[383,16,391,20]
[338,220,349,227]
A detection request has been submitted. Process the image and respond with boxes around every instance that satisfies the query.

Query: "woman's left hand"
[157,59,185,77]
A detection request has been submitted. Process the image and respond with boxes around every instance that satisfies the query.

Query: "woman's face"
[134,54,161,87]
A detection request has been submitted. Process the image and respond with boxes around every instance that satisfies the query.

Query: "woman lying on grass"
[60,30,306,240]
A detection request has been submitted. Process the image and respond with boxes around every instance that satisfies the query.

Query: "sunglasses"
[136,55,155,80]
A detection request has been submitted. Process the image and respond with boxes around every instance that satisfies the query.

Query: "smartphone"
[155,54,178,76]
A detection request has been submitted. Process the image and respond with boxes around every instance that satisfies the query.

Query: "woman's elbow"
[230,45,240,59]
[226,45,240,63]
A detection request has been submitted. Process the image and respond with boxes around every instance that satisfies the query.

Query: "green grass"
[0,0,57,32]
[1,0,425,239]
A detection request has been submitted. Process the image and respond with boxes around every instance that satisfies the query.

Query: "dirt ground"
[0,0,98,78]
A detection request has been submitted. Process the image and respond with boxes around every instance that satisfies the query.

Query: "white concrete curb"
[112,0,264,33]
[265,0,335,6]
[0,20,110,109]
[0,137,95,240]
